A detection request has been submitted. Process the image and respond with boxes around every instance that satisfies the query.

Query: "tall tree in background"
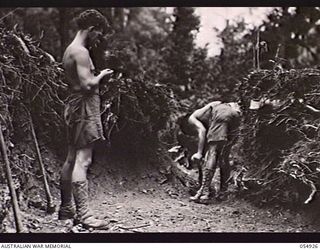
[58,8,69,59]
[164,7,200,98]
[259,7,320,68]
[210,19,254,100]
[98,7,171,80]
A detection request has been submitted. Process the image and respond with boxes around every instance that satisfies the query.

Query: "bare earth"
[5,154,319,234]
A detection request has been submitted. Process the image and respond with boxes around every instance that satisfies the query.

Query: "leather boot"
[189,189,210,204]
[199,186,210,202]
[190,164,214,204]
[72,180,109,229]
[58,180,76,220]
[189,189,202,202]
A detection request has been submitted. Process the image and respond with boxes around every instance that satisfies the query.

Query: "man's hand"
[101,68,113,76]
[191,152,203,161]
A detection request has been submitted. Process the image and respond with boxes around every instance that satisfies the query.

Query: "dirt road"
[6,156,319,234]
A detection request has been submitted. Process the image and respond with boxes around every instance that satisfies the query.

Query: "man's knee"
[75,147,93,169]
[77,157,92,169]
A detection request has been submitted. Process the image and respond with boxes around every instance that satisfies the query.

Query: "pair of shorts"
[64,92,105,149]
[206,104,240,143]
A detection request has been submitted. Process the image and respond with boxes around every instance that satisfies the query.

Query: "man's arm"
[188,114,206,161]
[75,49,113,91]
[188,101,221,160]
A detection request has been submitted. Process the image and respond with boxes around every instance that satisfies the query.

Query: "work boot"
[189,187,210,203]
[72,181,109,230]
[198,186,210,204]
[58,180,76,220]
[190,185,211,204]
[189,191,202,202]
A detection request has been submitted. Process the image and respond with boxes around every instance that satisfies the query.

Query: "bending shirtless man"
[59,9,113,229]
[178,101,241,204]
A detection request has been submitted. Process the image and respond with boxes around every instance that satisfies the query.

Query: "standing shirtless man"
[59,9,113,229]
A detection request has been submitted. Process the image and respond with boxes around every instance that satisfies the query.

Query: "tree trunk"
[115,8,125,31]
[58,8,68,61]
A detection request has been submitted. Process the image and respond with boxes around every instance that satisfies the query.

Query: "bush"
[238,68,320,204]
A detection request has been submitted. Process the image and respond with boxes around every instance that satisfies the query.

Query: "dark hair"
[75,9,111,33]
[177,113,196,135]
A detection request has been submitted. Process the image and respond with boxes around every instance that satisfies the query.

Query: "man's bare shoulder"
[207,101,221,108]
[63,44,89,62]
[191,101,221,118]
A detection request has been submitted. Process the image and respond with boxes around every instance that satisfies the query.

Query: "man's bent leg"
[59,146,76,220]
[190,143,219,203]
[71,146,109,229]
[220,143,232,192]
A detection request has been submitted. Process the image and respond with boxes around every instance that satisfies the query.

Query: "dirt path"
[12,158,320,234]
[86,187,319,233]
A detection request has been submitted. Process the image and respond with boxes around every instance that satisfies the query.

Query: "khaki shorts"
[64,92,105,149]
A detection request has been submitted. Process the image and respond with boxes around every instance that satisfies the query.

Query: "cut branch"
[28,111,55,213]
[0,124,26,233]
